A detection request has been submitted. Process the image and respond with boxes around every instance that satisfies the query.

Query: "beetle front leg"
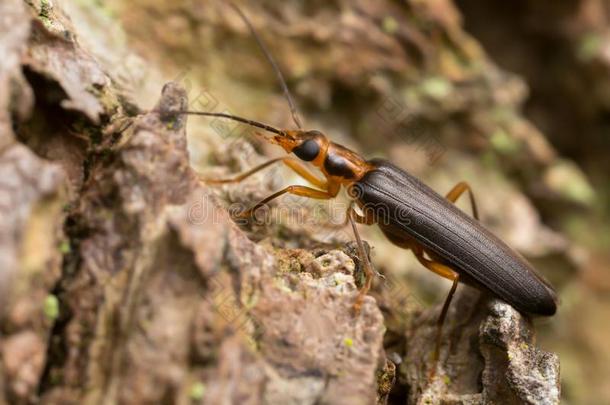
[202,156,327,189]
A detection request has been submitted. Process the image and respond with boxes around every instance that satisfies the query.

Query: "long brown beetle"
[173,2,557,364]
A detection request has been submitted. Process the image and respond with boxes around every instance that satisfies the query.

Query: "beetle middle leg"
[237,183,339,219]
[346,203,377,313]
[445,181,479,220]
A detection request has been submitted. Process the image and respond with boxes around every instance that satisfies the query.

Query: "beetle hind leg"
[412,247,460,377]
[445,181,479,220]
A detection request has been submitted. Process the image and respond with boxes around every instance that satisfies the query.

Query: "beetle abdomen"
[353,159,557,316]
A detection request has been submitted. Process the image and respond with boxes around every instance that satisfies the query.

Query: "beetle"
[175,2,557,364]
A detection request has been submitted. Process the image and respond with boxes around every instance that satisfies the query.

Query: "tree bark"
[0,1,565,404]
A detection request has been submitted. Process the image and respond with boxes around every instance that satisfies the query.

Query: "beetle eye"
[293,139,320,161]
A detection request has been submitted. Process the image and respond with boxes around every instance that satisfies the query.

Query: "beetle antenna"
[177,110,286,136]
[228,1,303,129]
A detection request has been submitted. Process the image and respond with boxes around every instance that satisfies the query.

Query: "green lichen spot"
[421,77,453,99]
[490,129,520,154]
[545,161,595,205]
[189,382,206,401]
[382,16,399,35]
[344,337,353,347]
[59,240,71,254]
[38,0,54,28]
[443,375,451,385]
[40,0,51,18]
[44,294,59,320]
[578,33,603,61]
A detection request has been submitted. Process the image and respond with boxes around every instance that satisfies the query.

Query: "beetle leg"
[412,247,460,374]
[318,200,377,231]
[349,204,376,225]
[348,205,376,314]
[445,181,479,220]
[434,275,459,367]
[203,157,327,189]
[202,157,284,184]
[331,201,377,228]
[282,159,327,189]
[237,182,340,218]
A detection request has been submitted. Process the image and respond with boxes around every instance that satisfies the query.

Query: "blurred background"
[9,0,610,403]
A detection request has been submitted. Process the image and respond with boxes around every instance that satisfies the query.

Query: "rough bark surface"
[405,287,559,405]
[0,0,581,404]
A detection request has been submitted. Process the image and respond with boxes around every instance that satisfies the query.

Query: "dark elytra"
[354,159,557,316]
